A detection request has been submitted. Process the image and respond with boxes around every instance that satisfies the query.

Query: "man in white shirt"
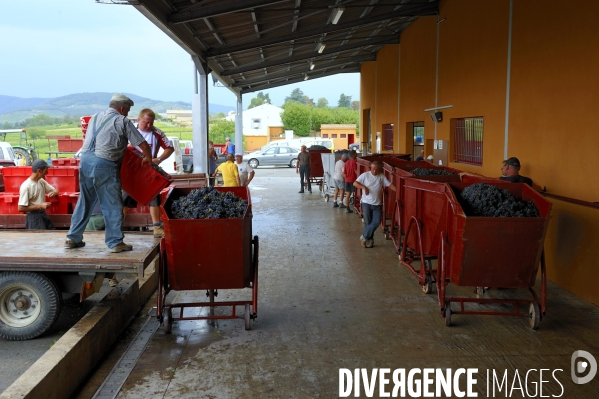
[235,154,255,186]
[353,161,396,248]
[18,159,59,229]
[332,153,347,208]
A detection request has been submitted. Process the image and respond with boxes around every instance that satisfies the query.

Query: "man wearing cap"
[18,159,59,229]
[295,145,311,193]
[332,152,347,208]
[65,93,152,253]
[500,157,533,187]
[214,154,240,187]
[235,154,254,186]
[224,137,235,155]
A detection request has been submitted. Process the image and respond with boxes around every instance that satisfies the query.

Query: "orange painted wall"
[360,62,376,148]
[374,44,400,152]
[399,16,437,154]
[361,0,599,304]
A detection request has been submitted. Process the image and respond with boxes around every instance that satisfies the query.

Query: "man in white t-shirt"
[332,153,347,208]
[18,159,59,229]
[235,154,255,186]
[353,160,395,248]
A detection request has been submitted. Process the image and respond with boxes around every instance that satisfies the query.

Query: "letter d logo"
[571,350,597,384]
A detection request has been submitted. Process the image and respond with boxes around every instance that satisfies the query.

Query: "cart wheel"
[163,307,172,334]
[421,279,433,294]
[529,303,540,330]
[384,231,391,240]
[325,194,330,202]
[444,302,452,327]
[244,304,251,331]
[475,287,485,299]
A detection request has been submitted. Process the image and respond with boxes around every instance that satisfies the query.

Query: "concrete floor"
[77,167,599,398]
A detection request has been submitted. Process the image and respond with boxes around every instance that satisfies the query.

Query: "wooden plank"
[0,231,159,276]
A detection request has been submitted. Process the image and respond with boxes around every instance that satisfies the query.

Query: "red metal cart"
[306,149,331,191]
[437,181,552,329]
[157,186,259,332]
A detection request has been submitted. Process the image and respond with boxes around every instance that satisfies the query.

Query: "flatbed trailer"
[0,231,160,340]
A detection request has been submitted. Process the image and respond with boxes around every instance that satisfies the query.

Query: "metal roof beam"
[222,34,398,76]
[240,67,360,94]
[168,0,289,25]
[206,3,436,57]
[231,54,375,87]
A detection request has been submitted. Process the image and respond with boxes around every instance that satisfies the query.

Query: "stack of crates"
[0,164,80,215]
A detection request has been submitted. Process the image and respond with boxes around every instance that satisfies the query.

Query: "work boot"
[110,242,133,253]
[298,190,304,193]
[333,202,339,208]
[346,208,353,213]
[360,235,366,248]
[339,204,347,209]
[64,239,85,249]
[153,225,165,238]
[365,240,374,248]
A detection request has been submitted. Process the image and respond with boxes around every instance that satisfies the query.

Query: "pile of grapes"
[411,168,457,176]
[308,145,329,150]
[171,186,247,219]
[459,183,539,218]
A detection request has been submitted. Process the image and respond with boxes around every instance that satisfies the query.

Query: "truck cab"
[159,137,183,175]
[0,142,19,167]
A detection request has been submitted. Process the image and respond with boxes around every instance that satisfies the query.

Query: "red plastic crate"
[57,139,84,152]
[0,193,22,214]
[0,166,34,193]
[51,158,80,167]
[45,192,73,214]
[80,116,92,138]
[45,167,79,192]
[121,147,173,205]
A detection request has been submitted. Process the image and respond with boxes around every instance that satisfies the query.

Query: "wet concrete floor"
[77,167,599,398]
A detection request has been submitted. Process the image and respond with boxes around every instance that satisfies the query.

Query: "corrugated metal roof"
[132,0,438,95]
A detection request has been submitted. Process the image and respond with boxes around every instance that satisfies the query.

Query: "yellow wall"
[374,45,400,152]
[362,0,599,304]
[360,62,376,148]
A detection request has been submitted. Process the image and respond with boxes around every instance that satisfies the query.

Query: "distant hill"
[0,92,235,124]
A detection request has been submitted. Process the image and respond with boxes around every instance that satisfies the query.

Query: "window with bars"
[383,124,394,152]
[453,117,483,166]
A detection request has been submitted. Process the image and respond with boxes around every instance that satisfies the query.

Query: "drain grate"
[92,310,159,399]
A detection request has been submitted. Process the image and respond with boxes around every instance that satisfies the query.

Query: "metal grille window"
[453,117,483,166]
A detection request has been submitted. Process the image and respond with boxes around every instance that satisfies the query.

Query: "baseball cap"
[426,155,434,160]
[504,157,520,168]
[32,159,49,172]
[235,153,243,157]
[110,93,134,106]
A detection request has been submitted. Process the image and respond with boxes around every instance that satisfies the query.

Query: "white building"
[228,103,284,151]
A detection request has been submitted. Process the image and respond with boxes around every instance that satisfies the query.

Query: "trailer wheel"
[324,194,330,202]
[444,302,452,327]
[162,306,172,334]
[475,287,485,299]
[244,304,251,331]
[0,272,62,341]
[529,303,540,330]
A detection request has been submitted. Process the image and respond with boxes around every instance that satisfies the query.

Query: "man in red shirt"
[342,150,358,213]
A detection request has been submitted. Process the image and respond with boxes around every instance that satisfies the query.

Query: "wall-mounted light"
[331,6,345,24]
[310,63,315,70]
[304,75,309,81]
[318,43,326,53]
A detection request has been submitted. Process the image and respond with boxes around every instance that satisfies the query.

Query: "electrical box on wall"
[430,111,443,122]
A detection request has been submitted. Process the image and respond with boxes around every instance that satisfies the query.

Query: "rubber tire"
[421,279,432,294]
[529,303,540,330]
[444,302,452,327]
[13,147,33,166]
[244,304,251,331]
[249,159,259,169]
[289,159,297,168]
[475,287,485,299]
[163,306,172,334]
[0,271,62,341]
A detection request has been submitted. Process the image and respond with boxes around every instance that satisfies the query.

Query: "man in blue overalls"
[65,94,152,253]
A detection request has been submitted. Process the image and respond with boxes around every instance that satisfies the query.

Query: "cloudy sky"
[0,0,360,108]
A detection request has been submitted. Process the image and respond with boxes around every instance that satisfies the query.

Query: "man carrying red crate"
[18,159,59,229]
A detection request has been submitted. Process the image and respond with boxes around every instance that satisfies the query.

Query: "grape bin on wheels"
[157,186,259,332]
[437,181,552,330]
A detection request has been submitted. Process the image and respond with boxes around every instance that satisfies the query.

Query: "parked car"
[244,146,299,168]
[0,142,19,167]
[348,143,360,151]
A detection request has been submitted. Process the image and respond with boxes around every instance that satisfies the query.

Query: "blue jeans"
[362,203,382,241]
[67,152,125,248]
[299,165,311,191]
